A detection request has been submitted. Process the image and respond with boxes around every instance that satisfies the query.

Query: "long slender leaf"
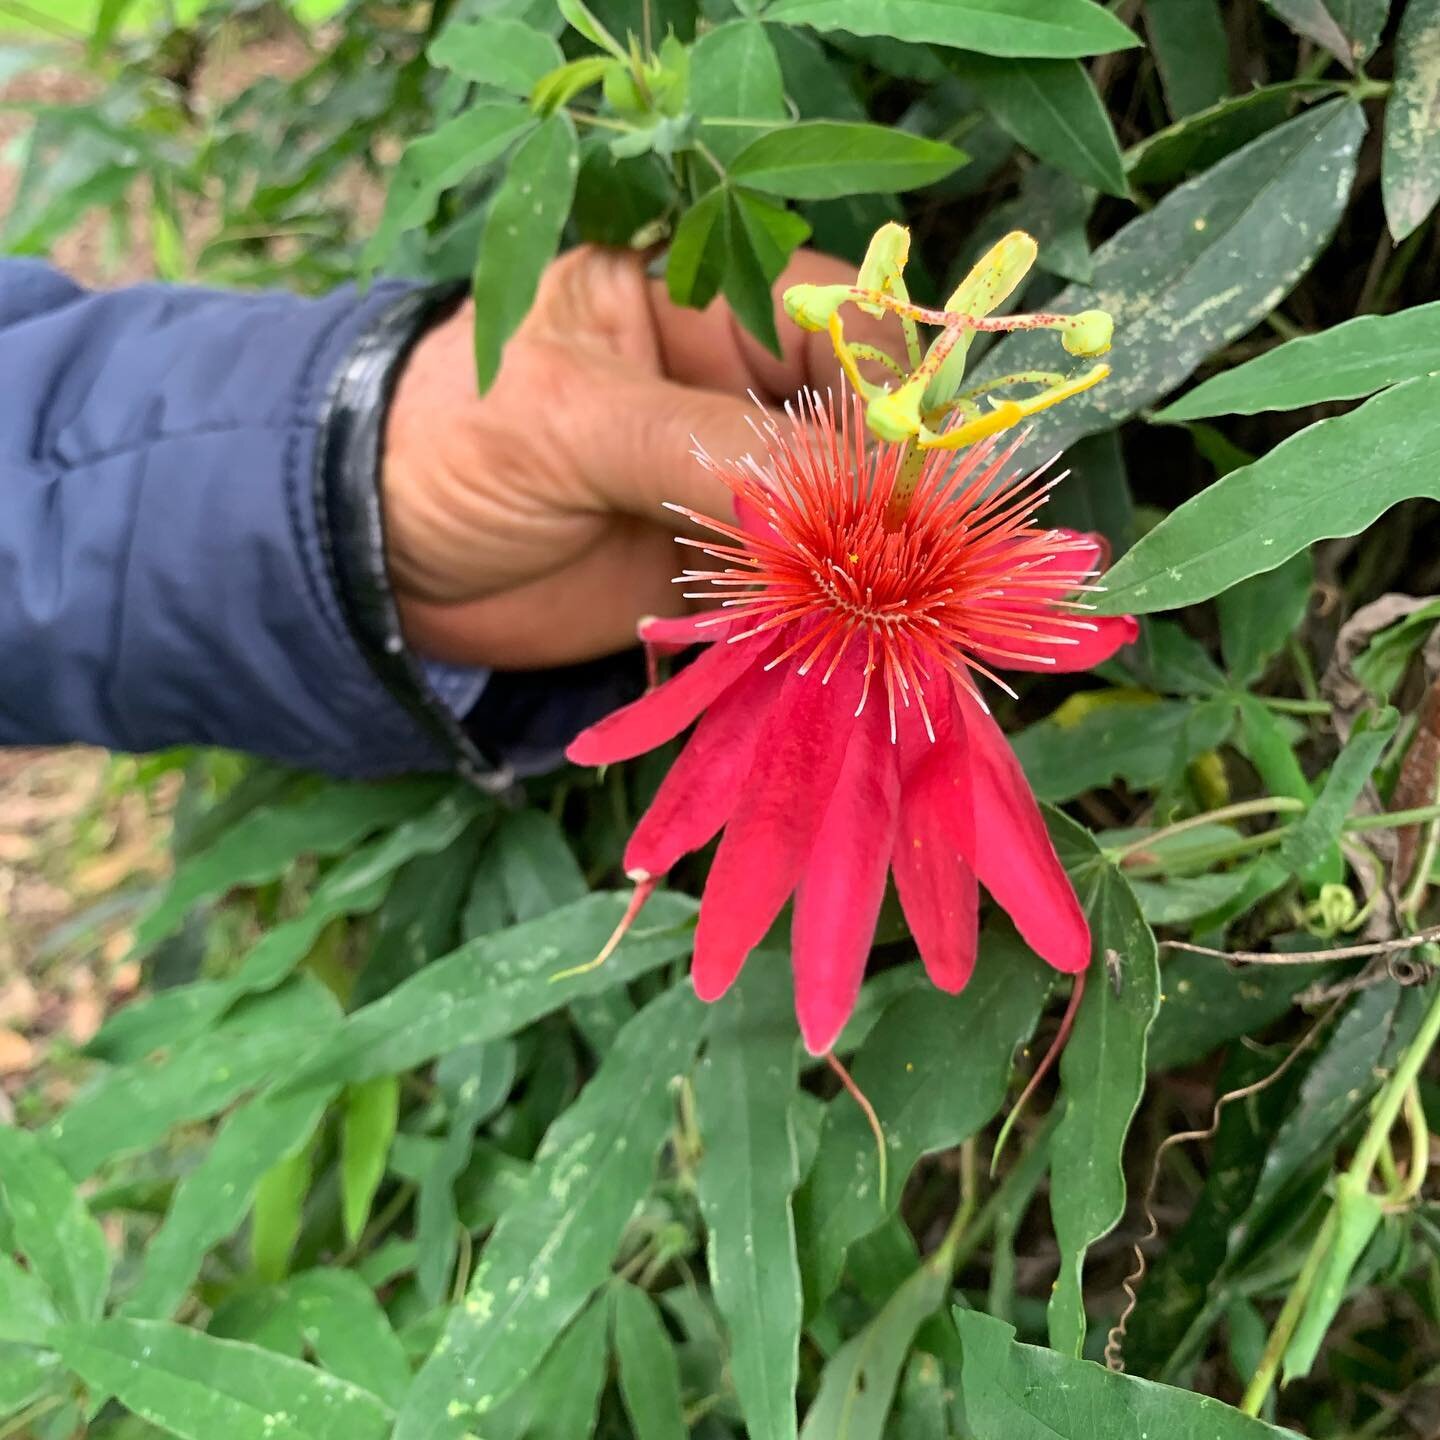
[1046,814,1160,1357]
[395,983,708,1439]
[1383,0,1440,240]
[694,959,802,1440]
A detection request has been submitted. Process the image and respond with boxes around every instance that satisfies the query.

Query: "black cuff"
[312,280,508,786]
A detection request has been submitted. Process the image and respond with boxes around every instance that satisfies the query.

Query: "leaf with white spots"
[1383,0,1440,240]
[472,112,579,390]
[394,982,708,1440]
[52,1318,393,1440]
[1097,372,1440,615]
[694,958,803,1440]
[975,99,1365,458]
[281,891,699,1091]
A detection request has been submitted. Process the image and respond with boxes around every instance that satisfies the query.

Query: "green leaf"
[1383,0,1440,240]
[1264,0,1389,69]
[523,1299,610,1440]
[492,809,587,922]
[1125,80,1339,188]
[416,1041,518,1305]
[613,1284,688,1440]
[955,1309,1297,1438]
[0,1254,60,1344]
[395,983,708,1439]
[1147,949,1334,1072]
[363,104,535,272]
[1159,299,1440,420]
[727,121,965,198]
[279,1270,412,1409]
[124,1088,333,1321]
[1128,870,1255,928]
[427,16,562,92]
[1040,427,1133,553]
[689,19,788,163]
[796,931,1050,1308]
[1099,373,1440,615]
[340,1075,399,1247]
[693,959,802,1440]
[0,1342,60,1413]
[52,1319,392,1440]
[1124,1045,1297,1381]
[724,187,812,352]
[0,1127,110,1323]
[1219,550,1314,684]
[472,112,580,390]
[134,779,448,950]
[800,1254,953,1440]
[1283,1173,1385,1384]
[946,54,1126,196]
[1243,981,1421,1233]
[49,977,341,1180]
[1352,598,1440,700]
[764,0,1140,59]
[977,99,1365,459]
[252,1145,312,1285]
[666,187,728,309]
[1144,0,1229,118]
[1045,813,1160,1357]
[1278,707,1398,876]
[1012,695,1234,803]
[282,891,698,1091]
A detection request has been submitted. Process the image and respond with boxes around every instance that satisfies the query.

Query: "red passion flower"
[566,393,1139,1054]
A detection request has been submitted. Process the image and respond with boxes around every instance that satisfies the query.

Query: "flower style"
[566,391,1139,1053]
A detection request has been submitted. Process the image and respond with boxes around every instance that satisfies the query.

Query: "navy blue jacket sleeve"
[0,261,641,782]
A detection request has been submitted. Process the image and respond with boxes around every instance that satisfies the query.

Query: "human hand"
[381,245,891,670]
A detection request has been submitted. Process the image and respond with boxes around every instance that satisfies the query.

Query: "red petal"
[691,659,862,1003]
[624,663,784,878]
[791,700,900,1054]
[637,612,734,651]
[566,635,767,766]
[951,686,1090,973]
[987,612,1139,674]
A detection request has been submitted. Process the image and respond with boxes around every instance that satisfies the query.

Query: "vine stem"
[1241,972,1440,1417]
